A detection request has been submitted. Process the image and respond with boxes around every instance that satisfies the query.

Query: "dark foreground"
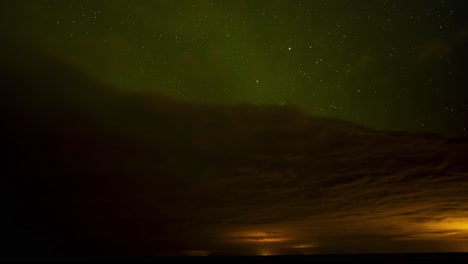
[4,253,468,263]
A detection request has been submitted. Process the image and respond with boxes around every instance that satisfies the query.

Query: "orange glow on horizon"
[259,249,273,256]
[424,218,468,232]
[224,230,290,243]
[290,244,315,249]
[395,217,468,241]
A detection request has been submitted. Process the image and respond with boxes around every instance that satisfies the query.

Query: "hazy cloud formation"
[1,42,468,257]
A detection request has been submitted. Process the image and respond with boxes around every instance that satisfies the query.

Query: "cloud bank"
[1,44,468,257]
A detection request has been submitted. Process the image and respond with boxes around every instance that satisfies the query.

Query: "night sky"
[1,0,467,135]
[1,0,468,258]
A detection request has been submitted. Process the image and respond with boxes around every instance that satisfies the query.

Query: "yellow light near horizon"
[424,218,468,232]
[290,244,315,249]
[243,231,287,243]
[225,230,290,243]
[259,249,273,256]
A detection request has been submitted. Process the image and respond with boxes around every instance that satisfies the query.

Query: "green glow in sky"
[1,0,467,135]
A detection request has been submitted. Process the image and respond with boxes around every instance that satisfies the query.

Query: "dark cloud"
[1,44,468,257]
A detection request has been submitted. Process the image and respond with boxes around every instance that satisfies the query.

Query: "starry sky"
[1,0,467,136]
[2,0,468,258]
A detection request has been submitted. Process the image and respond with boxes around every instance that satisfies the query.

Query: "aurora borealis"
[1,0,467,135]
[1,0,468,259]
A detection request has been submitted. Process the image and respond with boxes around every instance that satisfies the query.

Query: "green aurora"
[1,0,467,135]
